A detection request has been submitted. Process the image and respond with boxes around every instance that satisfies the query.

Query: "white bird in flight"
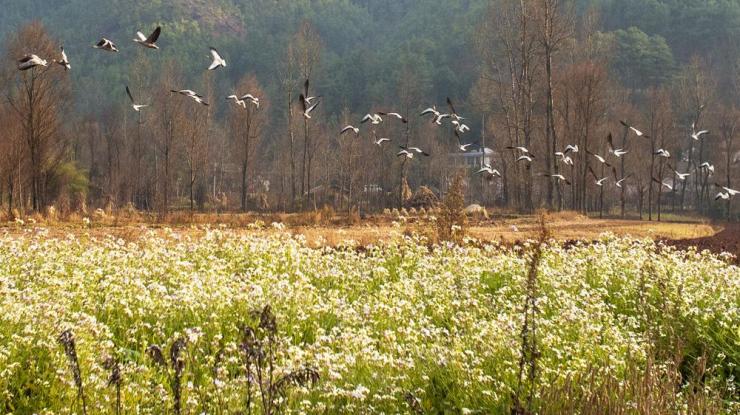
[654,149,671,158]
[374,137,391,146]
[133,26,161,49]
[126,86,148,112]
[18,54,48,70]
[55,46,70,70]
[589,167,608,186]
[477,164,501,178]
[667,164,690,181]
[607,133,628,157]
[691,123,709,141]
[586,150,610,166]
[620,120,649,138]
[543,174,571,185]
[653,177,673,191]
[240,94,260,108]
[399,145,430,157]
[93,38,119,52]
[381,112,408,123]
[564,144,579,154]
[612,168,631,188]
[208,47,226,70]
[714,184,739,197]
[699,162,715,174]
[340,125,360,135]
[226,95,247,108]
[300,94,320,119]
[361,113,383,125]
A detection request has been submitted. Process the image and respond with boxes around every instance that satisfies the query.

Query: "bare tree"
[293,22,322,209]
[3,22,70,211]
[228,75,268,211]
[716,106,738,220]
[152,60,185,217]
[534,0,574,209]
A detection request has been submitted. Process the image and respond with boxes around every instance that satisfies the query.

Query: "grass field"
[0,220,737,414]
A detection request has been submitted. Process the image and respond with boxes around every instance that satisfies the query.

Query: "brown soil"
[663,224,740,263]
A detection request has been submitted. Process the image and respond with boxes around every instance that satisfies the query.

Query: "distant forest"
[2,0,740,219]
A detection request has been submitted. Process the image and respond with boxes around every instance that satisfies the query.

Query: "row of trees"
[1,1,739,219]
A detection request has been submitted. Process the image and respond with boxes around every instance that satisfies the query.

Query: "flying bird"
[654,148,671,158]
[667,163,690,181]
[620,120,649,138]
[652,177,673,191]
[543,174,571,185]
[18,54,48,70]
[381,112,408,123]
[55,46,70,70]
[208,47,226,70]
[133,26,161,49]
[586,150,611,166]
[715,192,731,201]
[188,95,209,106]
[432,113,451,125]
[170,89,208,105]
[399,145,430,156]
[554,152,574,165]
[506,146,534,156]
[607,133,628,157]
[691,123,709,141]
[714,184,740,197]
[477,165,502,179]
[340,125,360,135]
[171,89,202,97]
[699,162,715,174]
[374,137,391,146]
[446,97,465,121]
[564,144,579,154]
[612,168,631,188]
[240,94,260,108]
[420,106,440,117]
[458,143,475,152]
[588,166,609,186]
[125,86,148,112]
[361,113,383,125]
[517,155,534,163]
[93,38,119,52]
[226,95,247,108]
[299,94,320,119]
[452,119,470,134]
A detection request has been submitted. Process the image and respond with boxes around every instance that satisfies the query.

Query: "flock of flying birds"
[15,26,739,203]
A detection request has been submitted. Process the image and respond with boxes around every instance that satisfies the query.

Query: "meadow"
[0,223,738,414]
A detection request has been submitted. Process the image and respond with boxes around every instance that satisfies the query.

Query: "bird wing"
[146,26,161,44]
[17,55,34,63]
[305,101,320,114]
[298,94,307,112]
[210,47,222,60]
[340,126,354,135]
[96,39,107,47]
[607,133,615,151]
[620,120,629,128]
[304,79,310,97]
[125,85,135,104]
[588,166,598,180]
[136,31,147,41]
[420,108,436,116]
[446,97,457,115]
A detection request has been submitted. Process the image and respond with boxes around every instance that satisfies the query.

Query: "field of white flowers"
[0,225,737,414]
